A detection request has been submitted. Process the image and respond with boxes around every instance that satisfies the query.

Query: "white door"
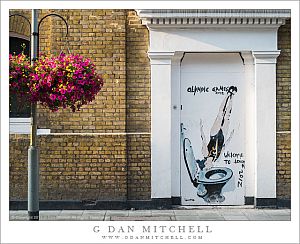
[180,53,246,205]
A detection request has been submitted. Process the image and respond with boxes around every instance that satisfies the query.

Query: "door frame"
[178,52,248,205]
[142,10,285,205]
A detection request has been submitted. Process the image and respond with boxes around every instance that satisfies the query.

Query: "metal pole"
[28,9,39,221]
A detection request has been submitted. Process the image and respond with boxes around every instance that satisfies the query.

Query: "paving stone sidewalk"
[9,207,291,221]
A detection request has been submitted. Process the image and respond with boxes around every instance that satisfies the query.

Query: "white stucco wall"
[150,28,278,52]
[138,10,289,204]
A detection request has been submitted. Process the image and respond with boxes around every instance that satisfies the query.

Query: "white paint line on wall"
[37,129,51,135]
[43,132,151,136]
[276,131,291,134]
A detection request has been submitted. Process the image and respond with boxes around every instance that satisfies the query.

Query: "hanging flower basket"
[9,53,104,112]
[9,53,33,97]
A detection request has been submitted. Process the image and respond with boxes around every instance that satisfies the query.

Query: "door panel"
[180,53,246,205]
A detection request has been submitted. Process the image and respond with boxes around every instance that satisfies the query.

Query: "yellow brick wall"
[126,10,151,200]
[126,10,151,133]
[9,9,151,201]
[276,133,291,200]
[9,133,151,201]
[10,134,127,200]
[276,19,291,201]
[127,134,151,200]
[37,9,127,133]
[9,10,31,39]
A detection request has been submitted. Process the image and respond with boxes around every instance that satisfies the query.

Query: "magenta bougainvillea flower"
[9,53,104,112]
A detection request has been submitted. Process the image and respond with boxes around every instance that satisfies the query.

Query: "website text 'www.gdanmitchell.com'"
[93,224,212,241]
[101,234,203,240]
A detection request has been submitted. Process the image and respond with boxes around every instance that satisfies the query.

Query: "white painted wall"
[241,52,256,198]
[253,51,280,198]
[150,28,277,52]
[140,11,287,203]
[149,52,173,198]
[171,52,184,197]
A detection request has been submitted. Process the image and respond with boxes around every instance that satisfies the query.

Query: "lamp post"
[28,9,39,221]
[10,9,69,221]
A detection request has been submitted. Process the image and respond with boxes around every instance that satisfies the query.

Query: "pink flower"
[60,88,66,95]
[50,94,57,101]
[10,52,104,112]
[67,86,73,93]
[47,75,52,82]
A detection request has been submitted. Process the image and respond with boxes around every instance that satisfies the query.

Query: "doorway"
[180,53,246,205]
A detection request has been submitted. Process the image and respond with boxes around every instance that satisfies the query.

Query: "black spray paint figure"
[198,86,237,170]
[182,86,237,202]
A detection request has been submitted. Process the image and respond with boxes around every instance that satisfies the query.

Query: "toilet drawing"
[183,137,233,203]
[181,86,238,203]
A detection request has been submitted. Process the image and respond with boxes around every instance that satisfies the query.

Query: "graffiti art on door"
[182,86,239,203]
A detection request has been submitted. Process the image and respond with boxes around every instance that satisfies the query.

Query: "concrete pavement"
[9,206,291,221]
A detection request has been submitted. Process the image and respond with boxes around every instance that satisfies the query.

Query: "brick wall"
[276,133,291,200]
[37,9,127,133]
[10,134,128,200]
[9,133,151,201]
[9,10,31,38]
[126,10,151,200]
[9,9,151,202]
[126,10,151,133]
[276,19,291,201]
[126,134,151,200]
